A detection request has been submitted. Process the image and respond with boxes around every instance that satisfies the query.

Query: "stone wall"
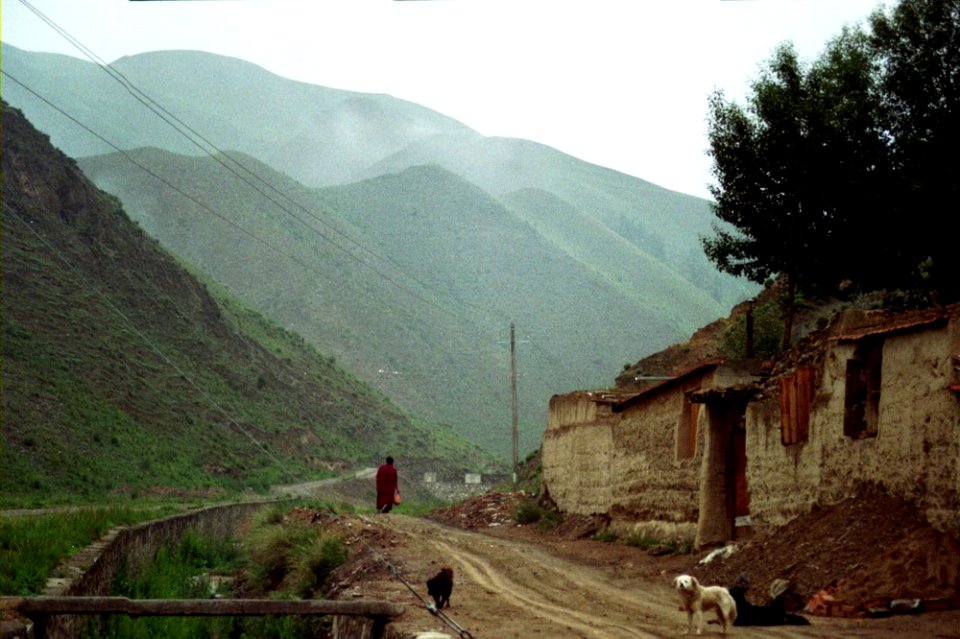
[747,315,960,534]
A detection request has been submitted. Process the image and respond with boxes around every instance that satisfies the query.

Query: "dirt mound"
[691,486,960,615]
[426,491,520,529]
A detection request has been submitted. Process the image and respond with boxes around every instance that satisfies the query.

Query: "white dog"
[674,574,737,635]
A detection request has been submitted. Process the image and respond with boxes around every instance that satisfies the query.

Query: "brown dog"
[426,567,454,609]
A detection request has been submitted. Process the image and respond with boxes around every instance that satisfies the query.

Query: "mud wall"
[747,318,960,534]
[542,394,617,514]
[542,382,709,542]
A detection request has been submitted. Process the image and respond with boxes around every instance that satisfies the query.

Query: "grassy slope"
[78,147,704,455]
[1,102,491,506]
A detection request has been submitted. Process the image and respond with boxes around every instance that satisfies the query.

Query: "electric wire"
[349,519,475,639]
[14,0,491,323]
[2,199,306,486]
[10,0,586,437]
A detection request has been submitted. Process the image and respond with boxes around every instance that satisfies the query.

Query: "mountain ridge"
[4,43,757,457]
[1,101,491,505]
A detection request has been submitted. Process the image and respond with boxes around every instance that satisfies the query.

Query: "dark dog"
[730,586,809,626]
[426,567,454,609]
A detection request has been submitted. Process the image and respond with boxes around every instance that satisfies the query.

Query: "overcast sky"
[3,0,884,199]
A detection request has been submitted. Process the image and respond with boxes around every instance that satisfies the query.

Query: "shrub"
[537,509,562,532]
[292,535,347,597]
[244,519,347,596]
[514,500,542,525]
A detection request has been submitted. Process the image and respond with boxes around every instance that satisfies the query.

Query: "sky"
[2,0,885,200]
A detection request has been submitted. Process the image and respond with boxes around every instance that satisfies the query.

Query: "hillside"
[76,146,730,455]
[361,134,754,310]
[0,102,492,506]
[4,43,757,457]
[0,43,471,188]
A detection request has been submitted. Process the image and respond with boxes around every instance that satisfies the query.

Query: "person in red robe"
[375,456,399,513]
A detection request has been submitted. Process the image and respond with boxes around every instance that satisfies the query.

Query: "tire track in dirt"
[430,537,657,639]
[387,516,675,638]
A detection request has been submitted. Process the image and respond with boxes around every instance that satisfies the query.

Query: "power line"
[3,199,306,486]
[14,0,492,323]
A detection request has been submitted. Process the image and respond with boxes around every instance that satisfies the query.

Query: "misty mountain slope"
[500,187,720,326]
[5,43,757,456]
[360,134,756,309]
[78,148,527,454]
[4,44,752,312]
[1,102,489,503]
[77,147,698,456]
[318,164,692,350]
[1,43,476,187]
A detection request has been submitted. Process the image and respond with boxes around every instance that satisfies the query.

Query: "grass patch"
[623,533,693,556]
[0,506,180,596]
[514,500,543,525]
[244,508,348,597]
[593,530,619,543]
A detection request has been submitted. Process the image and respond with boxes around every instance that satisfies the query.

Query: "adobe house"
[742,303,960,536]
[541,303,960,548]
[541,359,765,546]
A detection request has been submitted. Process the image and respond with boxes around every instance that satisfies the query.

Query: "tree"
[703,0,960,345]
[869,0,960,301]
[704,37,886,345]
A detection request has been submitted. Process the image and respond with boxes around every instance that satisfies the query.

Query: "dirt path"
[326,513,960,639]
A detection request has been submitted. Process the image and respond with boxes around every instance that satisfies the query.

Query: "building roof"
[611,358,724,413]
[833,303,960,343]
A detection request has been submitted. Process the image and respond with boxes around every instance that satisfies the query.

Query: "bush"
[244,519,347,595]
[292,536,347,597]
[537,509,562,532]
[514,500,542,525]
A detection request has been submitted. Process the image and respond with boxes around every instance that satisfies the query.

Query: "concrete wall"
[38,501,274,639]
[747,315,960,534]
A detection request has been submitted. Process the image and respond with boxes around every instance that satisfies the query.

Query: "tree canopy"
[703,0,959,307]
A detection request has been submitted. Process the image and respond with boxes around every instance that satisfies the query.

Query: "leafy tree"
[704,36,886,345]
[868,0,960,300]
[703,0,959,346]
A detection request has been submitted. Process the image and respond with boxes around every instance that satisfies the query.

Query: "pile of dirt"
[690,486,960,615]
[421,486,960,617]
[426,491,522,530]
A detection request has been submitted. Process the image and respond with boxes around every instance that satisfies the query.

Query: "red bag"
[394,489,402,505]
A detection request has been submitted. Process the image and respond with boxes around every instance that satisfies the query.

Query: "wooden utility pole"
[510,321,519,486]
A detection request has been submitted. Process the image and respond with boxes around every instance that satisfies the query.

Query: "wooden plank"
[5,596,404,618]
[779,375,796,444]
[796,367,814,441]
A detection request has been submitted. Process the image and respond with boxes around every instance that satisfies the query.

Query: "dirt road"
[325,513,960,639]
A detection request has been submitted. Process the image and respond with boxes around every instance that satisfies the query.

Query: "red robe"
[376,462,398,510]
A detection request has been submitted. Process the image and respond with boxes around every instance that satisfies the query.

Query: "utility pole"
[510,321,519,487]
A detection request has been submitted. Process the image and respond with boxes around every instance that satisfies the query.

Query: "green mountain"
[360,134,752,309]
[0,102,490,505]
[1,43,749,310]
[2,43,758,457]
[0,43,473,188]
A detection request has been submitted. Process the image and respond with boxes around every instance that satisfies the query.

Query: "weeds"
[0,507,175,596]
[624,533,693,555]
[514,500,542,524]
[244,516,347,597]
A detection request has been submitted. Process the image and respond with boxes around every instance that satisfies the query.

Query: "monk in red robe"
[375,456,398,513]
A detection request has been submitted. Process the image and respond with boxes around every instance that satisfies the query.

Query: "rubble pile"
[427,491,522,529]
